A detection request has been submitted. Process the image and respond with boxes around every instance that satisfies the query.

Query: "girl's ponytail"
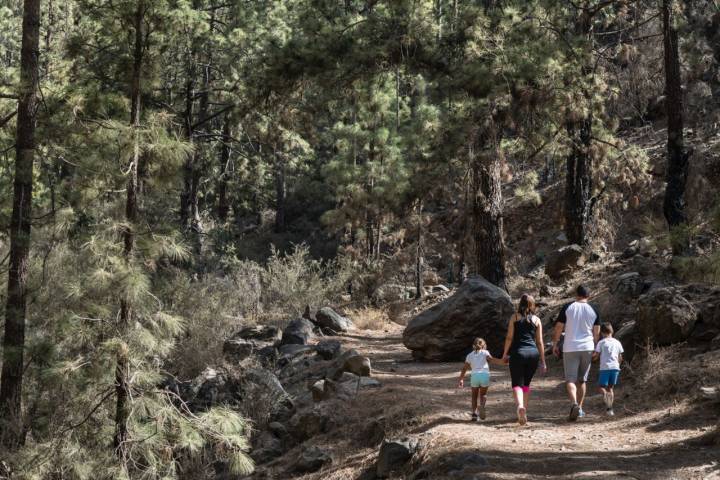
[473,337,487,351]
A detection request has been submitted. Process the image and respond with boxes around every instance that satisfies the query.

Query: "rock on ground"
[295,446,332,473]
[376,437,421,478]
[315,307,354,333]
[281,317,316,345]
[545,244,585,281]
[637,287,697,345]
[315,339,342,360]
[402,276,514,360]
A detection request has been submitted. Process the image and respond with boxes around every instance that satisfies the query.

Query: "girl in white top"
[457,338,505,421]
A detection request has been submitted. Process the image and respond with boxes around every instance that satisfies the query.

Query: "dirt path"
[334,327,720,480]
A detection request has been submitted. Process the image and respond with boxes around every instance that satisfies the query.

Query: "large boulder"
[315,307,354,333]
[402,276,514,360]
[637,288,697,345]
[545,244,586,281]
[610,272,650,300]
[185,366,292,415]
[376,437,421,478]
[315,339,342,360]
[223,324,281,363]
[374,284,416,303]
[235,324,281,342]
[614,320,638,362]
[281,317,316,345]
[222,338,255,362]
[295,446,332,473]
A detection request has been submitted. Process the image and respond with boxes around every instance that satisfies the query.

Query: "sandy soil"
[291,325,720,480]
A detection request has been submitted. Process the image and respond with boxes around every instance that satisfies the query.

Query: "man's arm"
[592,303,601,344]
[552,304,569,356]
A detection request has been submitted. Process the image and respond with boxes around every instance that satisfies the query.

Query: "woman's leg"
[522,352,540,411]
[509,357,526,423]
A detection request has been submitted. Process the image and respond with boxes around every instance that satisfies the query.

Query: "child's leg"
[607,385,614,407]
[479,386,488,405]
[471,387,479,413]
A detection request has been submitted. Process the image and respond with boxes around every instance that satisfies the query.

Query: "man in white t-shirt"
[552,285,600,421]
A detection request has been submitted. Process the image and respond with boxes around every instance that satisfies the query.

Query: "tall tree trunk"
[415,202,424,300]
[180,72,195,229]
[217,114,231,222]
[180,0,205,232]
[0,0,40,450]
[564,13,594,246]
[274,154,286,233]
[114,0,144,466]
[662,0,691,254]
[564,112,593,245]
[472,128,507,291]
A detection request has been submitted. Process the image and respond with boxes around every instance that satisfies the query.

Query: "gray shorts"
[563,351,593,383]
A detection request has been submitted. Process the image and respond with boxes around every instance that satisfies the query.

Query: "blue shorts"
[598,369,620,387]
[470,372,490,388]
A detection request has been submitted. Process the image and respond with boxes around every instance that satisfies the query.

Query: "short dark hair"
[601,322,614,335]
[576,285,590,298]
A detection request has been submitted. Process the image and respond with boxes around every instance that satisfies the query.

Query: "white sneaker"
[603,392,612,409]
[607,408,615,417]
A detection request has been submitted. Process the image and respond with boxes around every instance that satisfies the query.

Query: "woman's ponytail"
[518,294,537,323]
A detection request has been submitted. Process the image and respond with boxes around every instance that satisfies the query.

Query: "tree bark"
[217,114,231,222]
[472,140,507,291]
[0,0,40,450]
[564,12,594,246]
[114,0,144,466]
[415,203,424,300]
[274,154,286,233]
[662,0,691,254]
[564,112,593,245]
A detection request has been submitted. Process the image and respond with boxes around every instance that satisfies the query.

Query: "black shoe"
[569,403,580,422]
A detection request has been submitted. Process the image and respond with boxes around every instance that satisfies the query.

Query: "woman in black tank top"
[501,294,547,425]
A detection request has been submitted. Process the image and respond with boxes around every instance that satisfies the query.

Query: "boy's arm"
[619,354,623,365]
[592,352,600,362]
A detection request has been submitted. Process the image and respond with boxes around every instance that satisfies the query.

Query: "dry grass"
[347,307,392,330]
[633,342,720,400]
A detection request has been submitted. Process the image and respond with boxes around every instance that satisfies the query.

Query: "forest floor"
[286,325,720,480]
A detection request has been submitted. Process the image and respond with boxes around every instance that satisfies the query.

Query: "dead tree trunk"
[0,0,40,450]
[114,0,144,466]
[662,0,691,254]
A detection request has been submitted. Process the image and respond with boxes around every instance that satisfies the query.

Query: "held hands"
[552,345,561,358]
[502,355,510,365]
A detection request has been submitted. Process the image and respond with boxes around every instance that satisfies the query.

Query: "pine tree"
[662,0,691,254]
[0,0,41,449]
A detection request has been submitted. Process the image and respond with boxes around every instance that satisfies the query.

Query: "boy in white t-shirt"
[593,323,624,416]
[458,337,505,421]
